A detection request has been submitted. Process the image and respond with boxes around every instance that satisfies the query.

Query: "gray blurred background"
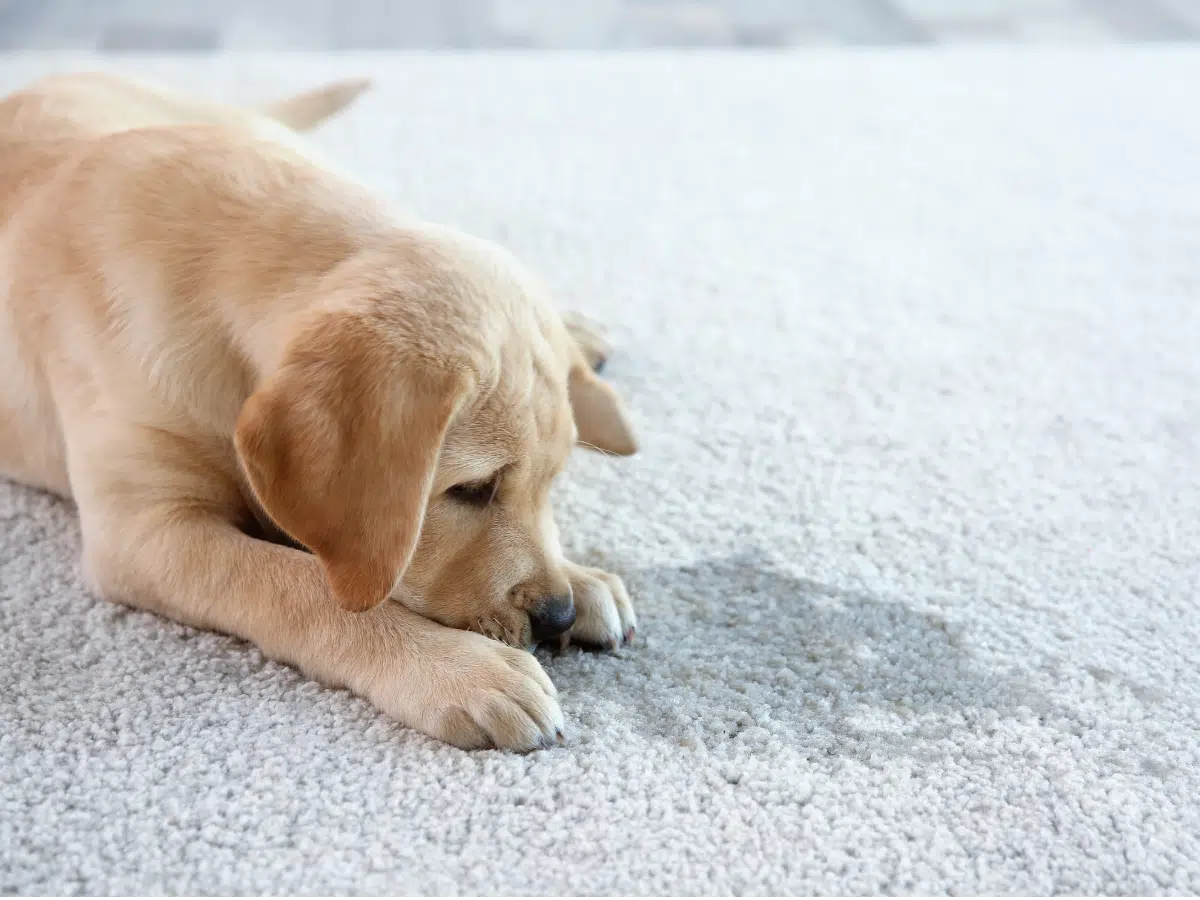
[0,0,1198,51]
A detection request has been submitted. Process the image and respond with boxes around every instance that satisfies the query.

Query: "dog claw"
[623,626,636,645]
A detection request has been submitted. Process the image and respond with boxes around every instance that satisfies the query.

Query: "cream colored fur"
[0,72,638,751]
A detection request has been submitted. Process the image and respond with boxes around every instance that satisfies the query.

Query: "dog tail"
[260,77,372,131]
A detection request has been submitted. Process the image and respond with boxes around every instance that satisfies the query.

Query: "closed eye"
[446,474,501,507]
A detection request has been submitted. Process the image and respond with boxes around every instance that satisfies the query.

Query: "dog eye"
[446,476,500,507]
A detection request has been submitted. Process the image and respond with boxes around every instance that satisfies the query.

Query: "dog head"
[234,229,635,646]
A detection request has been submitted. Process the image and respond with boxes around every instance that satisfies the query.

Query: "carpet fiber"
[2,52,1198,895]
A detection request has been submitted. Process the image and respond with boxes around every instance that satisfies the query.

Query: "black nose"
[529,592,576,642]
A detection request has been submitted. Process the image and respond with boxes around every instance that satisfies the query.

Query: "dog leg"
[562,561,637,650]
[562,311,612,373]
[67,428,563,751]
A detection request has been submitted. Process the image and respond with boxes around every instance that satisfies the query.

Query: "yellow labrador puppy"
[0,72,638,750]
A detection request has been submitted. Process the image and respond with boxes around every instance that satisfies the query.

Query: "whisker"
[577,439,619,459]
[489,616,511,646]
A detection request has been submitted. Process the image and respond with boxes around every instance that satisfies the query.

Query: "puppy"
[0,72,638,750]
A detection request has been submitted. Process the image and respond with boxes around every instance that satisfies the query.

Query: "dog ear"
[235,311,467,612]
[568,362,638,457]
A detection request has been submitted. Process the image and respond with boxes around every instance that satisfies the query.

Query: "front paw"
[370,625,564,751]
[562,563,637,651]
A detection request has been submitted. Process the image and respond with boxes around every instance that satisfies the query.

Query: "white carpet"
[2,51,1199,895]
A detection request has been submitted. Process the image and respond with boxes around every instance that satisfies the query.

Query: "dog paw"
[562,564,637,651]
[373,625,564,751]
[562,311,612,373]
